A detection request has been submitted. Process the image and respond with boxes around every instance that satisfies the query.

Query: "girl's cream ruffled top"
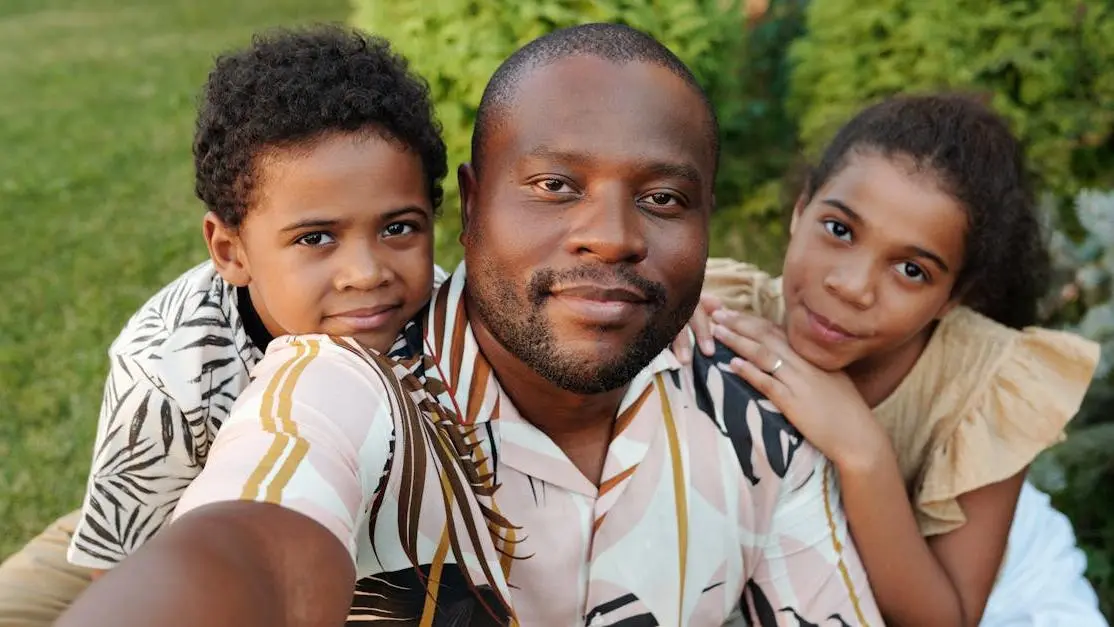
[703,257,1101,536]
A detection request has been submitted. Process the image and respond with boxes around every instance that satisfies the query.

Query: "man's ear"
[203,212,251,287]
[458,163,478,244]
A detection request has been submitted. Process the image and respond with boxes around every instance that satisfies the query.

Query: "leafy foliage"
[1034,188,1114,616]
[788,0,1114,200]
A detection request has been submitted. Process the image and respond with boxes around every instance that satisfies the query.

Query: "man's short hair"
[470,22,719,173]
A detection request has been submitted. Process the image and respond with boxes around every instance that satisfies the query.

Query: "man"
[58,23,882,626]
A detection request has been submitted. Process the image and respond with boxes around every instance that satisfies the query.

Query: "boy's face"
[205,132,434,352]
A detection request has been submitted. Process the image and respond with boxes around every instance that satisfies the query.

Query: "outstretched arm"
[61,335,400,626]
[58,501,354,627]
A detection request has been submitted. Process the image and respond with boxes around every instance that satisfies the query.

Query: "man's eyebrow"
[526,146,592,163]
[525,147,702,185]
[642,161,702,186]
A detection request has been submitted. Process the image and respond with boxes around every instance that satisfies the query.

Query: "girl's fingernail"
[711,309,731,323]
[701,338,715,354]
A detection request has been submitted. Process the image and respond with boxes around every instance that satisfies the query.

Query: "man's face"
[460,56,715,394]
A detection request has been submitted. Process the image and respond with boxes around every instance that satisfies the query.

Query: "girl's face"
[781,151,967,372]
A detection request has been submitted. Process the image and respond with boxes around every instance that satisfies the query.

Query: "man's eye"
[295,232,336,247]
[536,178,573,194]
[643,191,680,207]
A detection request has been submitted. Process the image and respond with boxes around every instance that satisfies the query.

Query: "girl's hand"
[671,294,722,364]
[710,308,888,471]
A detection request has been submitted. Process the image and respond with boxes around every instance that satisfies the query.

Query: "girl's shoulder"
[890,307,1100,536]
[702,257,785,323]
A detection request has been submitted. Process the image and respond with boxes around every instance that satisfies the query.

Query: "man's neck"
[465,302,625,487]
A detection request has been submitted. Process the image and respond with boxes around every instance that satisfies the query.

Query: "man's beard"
[469,261,698,394]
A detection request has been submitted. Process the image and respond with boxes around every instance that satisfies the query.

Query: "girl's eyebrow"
[822,197,951,272]
[821,198,862,223]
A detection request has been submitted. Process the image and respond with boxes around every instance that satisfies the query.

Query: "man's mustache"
[527,265,667,308]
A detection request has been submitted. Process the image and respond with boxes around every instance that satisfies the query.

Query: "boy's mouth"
[327,304,401,332]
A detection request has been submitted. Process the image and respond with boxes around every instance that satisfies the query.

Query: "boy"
[0,25,447,626]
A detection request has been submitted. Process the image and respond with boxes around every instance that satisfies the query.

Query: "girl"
[697,95,1101,626]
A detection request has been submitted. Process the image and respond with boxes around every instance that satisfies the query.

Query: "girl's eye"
[895,261,928,283]
[295,232,336,247]
[536,178,573,194]
[383,222,416,238]
[823,219,852,242]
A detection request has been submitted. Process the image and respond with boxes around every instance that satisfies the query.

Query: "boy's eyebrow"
[822,198,951,272]
[280,207,429,232]
[281,218,340,232]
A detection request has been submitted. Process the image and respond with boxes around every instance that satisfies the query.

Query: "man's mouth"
[547,283,649,326]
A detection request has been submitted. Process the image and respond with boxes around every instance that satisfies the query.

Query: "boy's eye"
[822,219,852,242]
[895,261,928,283]
[295,232,336,247]
[382,222,416,238]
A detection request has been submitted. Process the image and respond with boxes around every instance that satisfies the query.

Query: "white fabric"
[981,481,1107,627]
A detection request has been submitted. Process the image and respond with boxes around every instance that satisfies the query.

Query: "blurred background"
[0,0,1111,616]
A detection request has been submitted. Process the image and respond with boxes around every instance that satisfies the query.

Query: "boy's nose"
[334,246,393,291]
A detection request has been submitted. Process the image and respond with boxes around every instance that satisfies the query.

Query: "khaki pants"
[0,510,94,627]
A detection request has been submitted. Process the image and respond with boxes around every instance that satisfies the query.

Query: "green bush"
[788,0,1114,200]
[1034,188,1114,616]
[352,0,795,269]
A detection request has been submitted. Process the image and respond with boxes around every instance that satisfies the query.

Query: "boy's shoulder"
[109,260,256,366]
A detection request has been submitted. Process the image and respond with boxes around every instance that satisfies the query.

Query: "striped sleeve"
[172,335,395,563]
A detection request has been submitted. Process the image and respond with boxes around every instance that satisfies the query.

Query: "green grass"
[0,0,350,559]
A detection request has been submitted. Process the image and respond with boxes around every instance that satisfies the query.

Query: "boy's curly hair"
[194,25,447,227]
[803,94,1051,329]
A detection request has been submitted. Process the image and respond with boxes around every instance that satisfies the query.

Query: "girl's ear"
[789,193,808,236]
[935,297,961,321]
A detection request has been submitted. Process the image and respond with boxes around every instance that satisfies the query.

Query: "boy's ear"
[789,193,808,236]
[203,212,251,287]
[457,163,478,245]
